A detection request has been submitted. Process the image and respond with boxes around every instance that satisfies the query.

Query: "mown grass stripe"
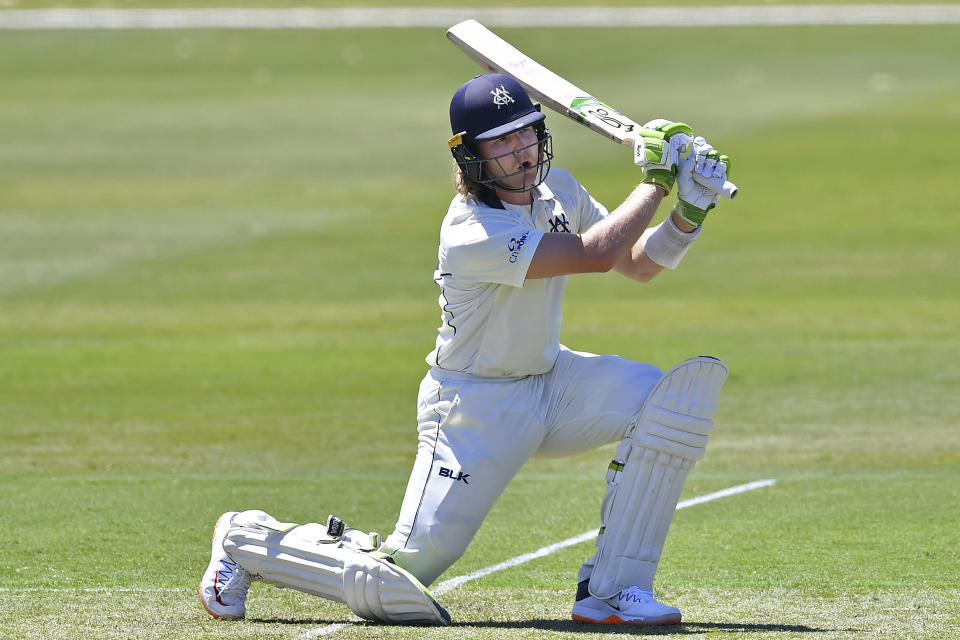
[0,481,776,624]
[297,479,776,638]
[432,479,777,595]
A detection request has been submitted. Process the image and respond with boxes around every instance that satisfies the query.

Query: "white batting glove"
[676,136,731,227]
[633,119,693,195]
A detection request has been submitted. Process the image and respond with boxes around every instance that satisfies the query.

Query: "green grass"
[1,16,959,640]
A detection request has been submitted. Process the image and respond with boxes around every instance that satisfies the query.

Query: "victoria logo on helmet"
[490,84,515,109]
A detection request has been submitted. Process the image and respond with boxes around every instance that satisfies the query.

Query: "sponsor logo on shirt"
[507,232,530,263]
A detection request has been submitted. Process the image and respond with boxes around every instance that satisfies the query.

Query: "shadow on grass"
[247,617,349,625]
[456,619,850,635]
[246,616,855,635]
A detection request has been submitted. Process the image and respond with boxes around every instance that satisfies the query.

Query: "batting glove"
[633,119,693,195]
[676,136,731,227]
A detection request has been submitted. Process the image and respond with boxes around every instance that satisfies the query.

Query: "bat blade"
[445,19,738,199]
[446,19,640,146]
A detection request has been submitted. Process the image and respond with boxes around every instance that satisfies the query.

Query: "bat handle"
[695,175,739,199]
[721,180,739,200]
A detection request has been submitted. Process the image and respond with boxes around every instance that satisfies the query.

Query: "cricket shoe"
[571,581,681,626]
[200,511,253,620]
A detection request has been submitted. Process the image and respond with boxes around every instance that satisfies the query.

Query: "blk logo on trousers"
[438,467,470,484]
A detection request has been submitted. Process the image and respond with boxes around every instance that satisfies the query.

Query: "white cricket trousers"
[382,347,662,586]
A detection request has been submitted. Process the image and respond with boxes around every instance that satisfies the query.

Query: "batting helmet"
[448,73,552,193]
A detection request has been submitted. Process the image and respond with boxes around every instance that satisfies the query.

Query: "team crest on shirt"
[490,85,515,109]
[549,213,571,233]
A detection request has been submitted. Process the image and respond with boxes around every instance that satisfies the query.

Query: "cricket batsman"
[200,73,733,626]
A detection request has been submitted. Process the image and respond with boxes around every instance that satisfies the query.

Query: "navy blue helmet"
[448,74,552,193]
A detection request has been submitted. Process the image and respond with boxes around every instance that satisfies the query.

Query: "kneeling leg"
[224,510,450,625]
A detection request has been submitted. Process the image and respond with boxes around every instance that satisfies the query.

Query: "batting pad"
[588,356,728,600]
[223,510,450,625]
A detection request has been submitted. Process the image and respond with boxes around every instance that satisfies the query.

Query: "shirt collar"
[534,181,555,201]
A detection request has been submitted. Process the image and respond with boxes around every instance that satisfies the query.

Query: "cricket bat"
[446,19,738,199]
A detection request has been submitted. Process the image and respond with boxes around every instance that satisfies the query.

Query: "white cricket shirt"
[426,169,608,378]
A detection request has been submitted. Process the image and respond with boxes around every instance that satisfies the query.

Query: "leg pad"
[223,511,450,625]
[588,357,728,599]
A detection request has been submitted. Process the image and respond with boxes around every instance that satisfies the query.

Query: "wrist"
[642,181,668,198]
[643,169,675,195]
[676,199,711,227]
[670,207,698,232]
[640,218,702,270]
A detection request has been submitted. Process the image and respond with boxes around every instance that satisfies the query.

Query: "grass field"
[2,5,959,639]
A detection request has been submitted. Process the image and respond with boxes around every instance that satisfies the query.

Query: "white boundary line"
[298,478,776,638]
[1,6,959,29]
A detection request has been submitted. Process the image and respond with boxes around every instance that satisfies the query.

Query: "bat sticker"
[569,97,635,132]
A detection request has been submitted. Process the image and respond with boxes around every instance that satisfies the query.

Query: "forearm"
[581,183,664,272]
[613,242,665,282]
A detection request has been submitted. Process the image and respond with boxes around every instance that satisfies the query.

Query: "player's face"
[476,126,541,190]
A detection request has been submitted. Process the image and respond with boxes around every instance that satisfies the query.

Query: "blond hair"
[453,165,485,198]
